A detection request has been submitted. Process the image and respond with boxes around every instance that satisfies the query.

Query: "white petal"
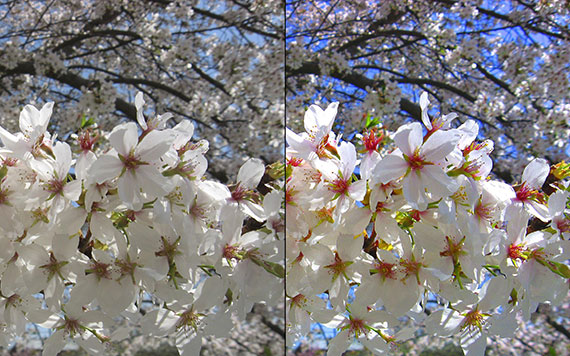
[240,201,266,222]
[135,92,147,130]
[348,179,366,201]
[394,122,422,157]
[194,276,224,310]
[237,158,265,189]
[136,130,173,162]
[88,154,123,184]
[53,142,73,178]
[420,92,431,130]
[42,329,66,356]
[69,275,97,307]
[421,129,460,163]
[75,335,106,355]
[63,179,82,202]
[413,222,446,251]
[424,308,463,336]
[336,233,363,261]
[525,201,550,222]
[141,308,178,336]
[421,165,458,198]
[339,207,371,237]
[461,330,487,356]
[327,329,350,356]
[98,279,135,315]
[380,280,419,317]
[403,171,427,211]
[118,172,142,210]
[338,141,357,178]
[522,158,549,189]
[19,104,40,135]
[285,128,315,158]
[372,154,407,184]
[109,123,138,156]
[135,165,169,197]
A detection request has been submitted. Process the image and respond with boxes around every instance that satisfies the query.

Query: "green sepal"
[0,165,7,181]
[80,114,96,129]
[249,254,285,278]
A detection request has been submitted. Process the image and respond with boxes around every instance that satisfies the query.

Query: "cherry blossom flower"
[88,122,174,210]
[372,122,460,210]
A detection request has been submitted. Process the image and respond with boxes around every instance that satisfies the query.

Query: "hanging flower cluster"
[286,94,570,355]
[0,93,284,356]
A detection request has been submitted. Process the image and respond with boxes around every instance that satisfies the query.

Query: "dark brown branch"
[288,61,425,122]
[52,29,142,53]
[338,29,426,53]
[396,77,476,102]
[191,6,281,39]
[546,315,570,340]
[475,63,516,96]
[1,60,134,122]
[190,63,231,96]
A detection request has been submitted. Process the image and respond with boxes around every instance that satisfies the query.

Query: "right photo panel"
[285,1,570,355]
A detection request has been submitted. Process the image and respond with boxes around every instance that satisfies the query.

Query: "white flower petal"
[88,154,123,184]
[109,123,138,156]
[237,158,265,189]
[420,92,431,130]
[522,158,549,189]
[372,154,407,184]
[421,129,459,163]
[394,122,422,157]
[135,92,147,130]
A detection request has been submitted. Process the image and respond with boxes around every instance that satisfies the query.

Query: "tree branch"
[546,315,570,340]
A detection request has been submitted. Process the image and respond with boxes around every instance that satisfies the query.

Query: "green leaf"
[263,346,272,356]
[267,161,285,179]
[285,164,292,180]
[365,113,380,129]
[80,114,96,129]
[0,165,7,181]
[249,254,285,278]
[547,345,557,356]
[556,262,570,279]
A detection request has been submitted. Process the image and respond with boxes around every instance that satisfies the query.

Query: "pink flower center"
[290,293,307,307]
[176,308,200,332]
[461,308,485,331]
[400,258,423,283]
[324,252,351,280]
[121,153,141,171]
[3,158,17,166]
[440,236,467,263]
[346,316,367,338]
[507,243,527,261]
[222,244,242,261]
[329,178,349,195]
[475,201,494,221]
[64,317,82,336]
[373,261,397,281]
[46,178,64,195]
[515,182,535,201]
[555,218,570,233]
[88,261,112,280]
[362,129,383,152]
[404,150,430,171]
[230,183,249,202]
[287,157,303,167]
[285,185,296,205]
[0,187,8,205]
[78,130,98,152]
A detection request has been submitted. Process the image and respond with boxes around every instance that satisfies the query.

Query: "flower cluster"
[0,93,284,355]
[286,96,570,355]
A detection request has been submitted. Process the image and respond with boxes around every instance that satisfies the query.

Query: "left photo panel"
[0,1,285,355]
